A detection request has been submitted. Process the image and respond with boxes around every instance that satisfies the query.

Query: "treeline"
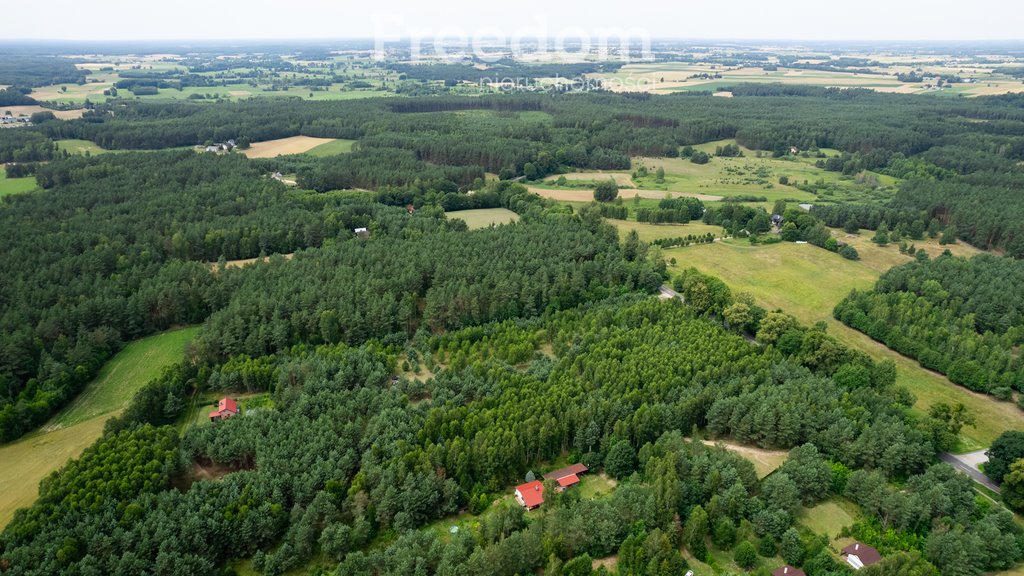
[0,131,58,163]
[0,87,37,106]
[191,211,663,364]
[636,196,704,223]
[835,254,1024,398]
[893,172,1024,258]
[388,60,622,84]
[0,151,378,442]
[0,55,88,88]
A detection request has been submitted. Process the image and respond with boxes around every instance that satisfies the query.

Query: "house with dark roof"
[514,480,545,509]
[842,542,881,570]
[773,566,806,576]
[543,463,588,492]
[209,397,240,421]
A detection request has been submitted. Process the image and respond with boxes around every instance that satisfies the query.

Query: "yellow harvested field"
[712,91,734,98]
[0,105,85,120]
[242,136,337,158]
[529,186,722,202]
[228,90,252,97]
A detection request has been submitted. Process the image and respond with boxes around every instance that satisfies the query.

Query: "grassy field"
[834,228,982,273]
[47,327,199,430]
[445,208,520,229]
[0,327,197,528]
[56,139,107,155]
[608,219,723,243]
[666,240,1022,449]
[530,139,892,208]
[631,152,877,203]
[242,136,337,158]
[306,138,357,156]
[529,185,723,203]
[0,168,37,198]
[799,498,860,542]
[0,105,85,120]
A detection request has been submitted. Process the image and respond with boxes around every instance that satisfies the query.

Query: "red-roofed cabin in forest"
[209,397,240,421]
[515,480,545,509]
[544,463,588,492]
[556,474,580,490]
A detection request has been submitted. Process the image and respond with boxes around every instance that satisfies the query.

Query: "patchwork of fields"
[591,61,1024,97]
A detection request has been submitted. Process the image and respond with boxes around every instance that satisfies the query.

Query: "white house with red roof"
[514,480,545,509]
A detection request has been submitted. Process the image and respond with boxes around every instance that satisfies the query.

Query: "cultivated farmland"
[241,136,337,158]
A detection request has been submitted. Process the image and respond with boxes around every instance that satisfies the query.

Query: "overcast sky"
[3,0,1022,42]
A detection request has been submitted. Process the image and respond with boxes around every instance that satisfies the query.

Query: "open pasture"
[306,138,357,156]
[666,240,1021,449]
[0,168,37,198]
[55,139,107,155]
[445,208,520,229]
[607,219,723,243]
[529,185,723,203]
[0,327,197,528]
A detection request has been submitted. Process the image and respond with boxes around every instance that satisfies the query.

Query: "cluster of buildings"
[204,139,237,153]
[514,463,588,510]
[1,113,32,127]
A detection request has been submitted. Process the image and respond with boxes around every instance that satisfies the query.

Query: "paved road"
[939,451,1001,493]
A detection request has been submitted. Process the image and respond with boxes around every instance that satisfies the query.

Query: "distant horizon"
[1,0,1021,44]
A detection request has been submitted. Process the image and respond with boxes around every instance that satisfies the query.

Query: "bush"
[593,179,619,202]
[735,541,758,569]
[838,245,860,260]
[690,151,711,164]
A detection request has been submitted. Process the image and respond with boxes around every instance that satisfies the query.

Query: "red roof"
[209,397,239,419]
[543,463,588,481]
[557,474,580,488]
[515,480,545,508]
[772,566,806,576]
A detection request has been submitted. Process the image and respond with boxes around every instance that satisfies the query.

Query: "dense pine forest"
[4,291,1009,576]
[3,58,1024,576]
[834,254,1024,398]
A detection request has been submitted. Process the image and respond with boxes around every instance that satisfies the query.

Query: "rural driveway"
[658,284,682,300]
[939,450,1000,493]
